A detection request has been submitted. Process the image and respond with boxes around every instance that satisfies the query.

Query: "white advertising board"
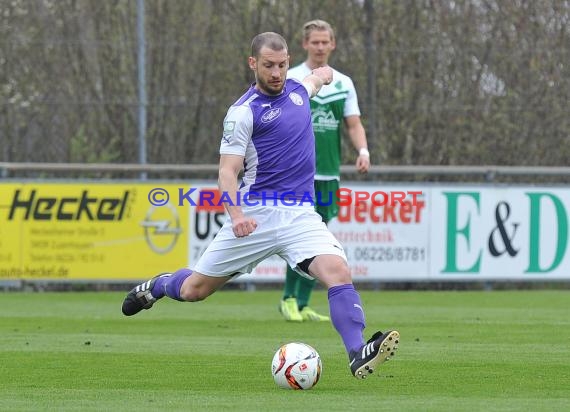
[187,183,570,281]
[429,186,569,280]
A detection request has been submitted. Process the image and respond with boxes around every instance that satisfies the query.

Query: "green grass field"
[1,290,568,411]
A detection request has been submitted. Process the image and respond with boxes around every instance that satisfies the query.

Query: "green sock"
[296,274,316,310]
[283,266,299,300]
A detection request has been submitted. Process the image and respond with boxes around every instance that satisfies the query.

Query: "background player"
[280,19,371,322]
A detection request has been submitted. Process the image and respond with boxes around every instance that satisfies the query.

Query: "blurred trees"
[1,0,568,166]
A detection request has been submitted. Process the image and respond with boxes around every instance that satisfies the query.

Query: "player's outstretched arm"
[218,154,258,237]
[302,66,333,97]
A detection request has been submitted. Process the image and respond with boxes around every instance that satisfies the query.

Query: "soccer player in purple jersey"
[121,32,399,379]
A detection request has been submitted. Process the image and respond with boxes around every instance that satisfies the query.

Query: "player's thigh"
[308,254,351,288]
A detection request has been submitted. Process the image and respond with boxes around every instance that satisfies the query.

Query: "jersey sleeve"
[219,105,253,156]
[343,77,361,117]
[287,77,313,97]
[288,65,315,97]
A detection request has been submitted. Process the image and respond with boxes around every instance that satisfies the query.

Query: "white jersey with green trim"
[287,63,361,180]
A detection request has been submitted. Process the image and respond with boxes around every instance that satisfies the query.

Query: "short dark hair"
[251,32,288,58]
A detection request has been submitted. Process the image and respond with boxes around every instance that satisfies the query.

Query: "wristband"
[359,148,370,157]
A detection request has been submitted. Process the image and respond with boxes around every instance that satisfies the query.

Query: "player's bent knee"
[309,255,352,286]
[335,268,352,284]
[179,286,204,302]
[328,262,351,284]
[331,261,351,279]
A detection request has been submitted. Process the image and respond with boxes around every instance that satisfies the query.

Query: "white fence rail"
[2,162,570,179]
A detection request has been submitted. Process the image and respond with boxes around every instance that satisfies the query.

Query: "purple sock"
[328,284,366,355]
[151,268,192,301]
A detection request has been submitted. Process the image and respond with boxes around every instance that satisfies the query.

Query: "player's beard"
[256,77,284,96]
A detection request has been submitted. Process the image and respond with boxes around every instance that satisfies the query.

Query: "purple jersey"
[220,79,315,201]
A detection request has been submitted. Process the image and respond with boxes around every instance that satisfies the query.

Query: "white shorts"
[192,205,347,278]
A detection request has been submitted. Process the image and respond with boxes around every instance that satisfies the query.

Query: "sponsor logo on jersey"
[261,108,282,123]
[312,109,340,131]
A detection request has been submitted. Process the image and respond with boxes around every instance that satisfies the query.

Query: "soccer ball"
[271,342,322,390]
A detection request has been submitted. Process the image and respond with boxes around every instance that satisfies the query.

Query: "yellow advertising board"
[0,182,189,280]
